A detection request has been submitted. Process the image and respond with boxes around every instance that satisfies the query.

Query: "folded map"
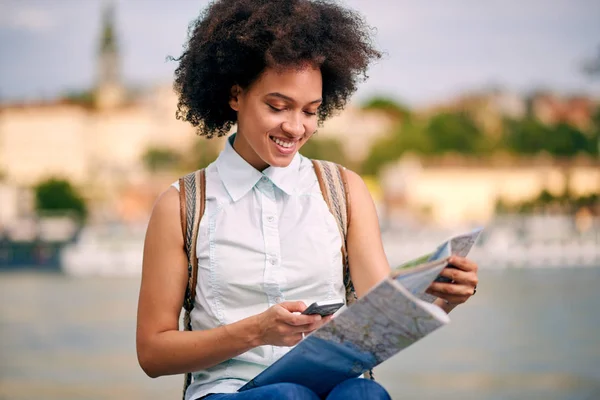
[239,228,483,396]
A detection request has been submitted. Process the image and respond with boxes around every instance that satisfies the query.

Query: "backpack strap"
[178,169,206,398]
[311,160,356,306]
[312,160,374,381]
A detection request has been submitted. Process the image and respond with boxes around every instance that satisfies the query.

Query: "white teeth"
[271,137,294,148]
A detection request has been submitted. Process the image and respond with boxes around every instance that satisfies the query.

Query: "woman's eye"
[267,104,284,112]
[304,111,317,116]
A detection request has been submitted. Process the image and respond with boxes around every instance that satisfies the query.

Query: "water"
[1,269,600,400]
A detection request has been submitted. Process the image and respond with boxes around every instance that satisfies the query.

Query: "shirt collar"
[215,134,301,202]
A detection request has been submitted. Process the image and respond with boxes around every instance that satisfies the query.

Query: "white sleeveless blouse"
[172,135,346,400]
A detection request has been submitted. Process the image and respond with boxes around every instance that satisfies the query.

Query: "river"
[1,268,599,399]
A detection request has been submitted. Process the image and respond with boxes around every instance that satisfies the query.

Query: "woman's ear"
[229,85,242,111]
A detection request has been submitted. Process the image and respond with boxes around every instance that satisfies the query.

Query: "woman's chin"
[266,152,297,168]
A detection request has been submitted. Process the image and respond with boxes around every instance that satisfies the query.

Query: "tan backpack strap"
[311,160,357,306]
[312,160,370,380]
[178,178,188,248]
[337,164,351,230]
[180,170,205,312]
[178,169,206,398]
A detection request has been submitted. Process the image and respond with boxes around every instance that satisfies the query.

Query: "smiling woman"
[136,1,480,400]
[227,66,323,170]
[171,0,381,140]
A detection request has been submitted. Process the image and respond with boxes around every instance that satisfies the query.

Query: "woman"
[136,1,479,399]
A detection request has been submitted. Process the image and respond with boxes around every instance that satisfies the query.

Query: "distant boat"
[60,223,145,277]
[0,216,81,272]
[56,215,600,277]
[0,239,65,271]
[382,215,600,269]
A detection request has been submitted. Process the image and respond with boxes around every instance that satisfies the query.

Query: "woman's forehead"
[251,66,323,101]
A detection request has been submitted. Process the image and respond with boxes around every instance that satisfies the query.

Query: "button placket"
[259,179,284,307]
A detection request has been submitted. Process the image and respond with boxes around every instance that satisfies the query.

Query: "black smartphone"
[434,264,458,283]
[301,299,345,316]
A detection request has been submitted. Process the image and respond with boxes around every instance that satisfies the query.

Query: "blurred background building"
[1,1,598,231]
[0,1,599,398]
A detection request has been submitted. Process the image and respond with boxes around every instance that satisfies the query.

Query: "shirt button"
[270,258,277,265]
[261,176,268,182]
[267,216,274,222]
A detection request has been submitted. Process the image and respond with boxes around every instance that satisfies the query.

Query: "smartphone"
[301,299,345,316]
[434,264,458,283]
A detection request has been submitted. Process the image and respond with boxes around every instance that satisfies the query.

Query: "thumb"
[278,301,307,313]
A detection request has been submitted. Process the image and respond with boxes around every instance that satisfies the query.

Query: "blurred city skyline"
[1,3,599,399]
[0,0,599,106]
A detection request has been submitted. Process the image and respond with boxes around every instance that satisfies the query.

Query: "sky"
[0,0,599,107]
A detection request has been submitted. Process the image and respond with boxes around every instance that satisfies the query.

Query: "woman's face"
[229,65,322,171]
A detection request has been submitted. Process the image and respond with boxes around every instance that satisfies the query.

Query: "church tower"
[95,0,124,109]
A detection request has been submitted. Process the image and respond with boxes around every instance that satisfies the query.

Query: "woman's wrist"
[225,315,264,349]
[434,297,458,313]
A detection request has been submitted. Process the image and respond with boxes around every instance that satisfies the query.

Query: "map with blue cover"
[239,228,482,396]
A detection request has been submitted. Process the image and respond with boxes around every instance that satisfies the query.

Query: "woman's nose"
[281,116,305,137]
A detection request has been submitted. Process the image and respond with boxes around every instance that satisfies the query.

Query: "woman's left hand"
[426,256,478,306]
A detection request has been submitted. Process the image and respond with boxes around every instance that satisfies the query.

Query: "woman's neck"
[232,132,269,172]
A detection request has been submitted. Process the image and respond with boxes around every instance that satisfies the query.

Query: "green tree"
[362,111,490,175]
[142,147,182,173]
[189,140,221,170]
[361,96,411,121]
[503,118,596,156]
[361,135,399,176]
[592,106,600,155]
[34,178,87,220]
[361,119,427,176]
[548,123,596,156]
[503,118,550,154]
[62,90,96,108]
[300,137,348,166]
[425,112,490,154]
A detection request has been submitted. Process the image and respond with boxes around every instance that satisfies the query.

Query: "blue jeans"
[201,378,391,400]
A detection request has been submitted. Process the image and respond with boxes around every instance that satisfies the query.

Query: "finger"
[282,311,322,327]
[296,325,317,335]
[283,311,334,334]
[438,268,478,287]
[278,301,308,313]
[448,256,478,272]
[304,317,330,333]
[427,282,475,297]
[429,292,469,305]
[290,312,335,334]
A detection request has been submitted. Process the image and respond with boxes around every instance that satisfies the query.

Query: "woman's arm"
[136,188,325,378]
[344,170,392,297]
[344,170,478,310]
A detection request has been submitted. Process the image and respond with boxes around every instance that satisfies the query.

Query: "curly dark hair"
[172,0,382,138]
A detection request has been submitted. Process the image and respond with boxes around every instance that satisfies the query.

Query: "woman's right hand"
[254,301,332,347]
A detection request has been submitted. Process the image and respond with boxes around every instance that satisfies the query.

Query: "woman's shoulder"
[152,186,181,220]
